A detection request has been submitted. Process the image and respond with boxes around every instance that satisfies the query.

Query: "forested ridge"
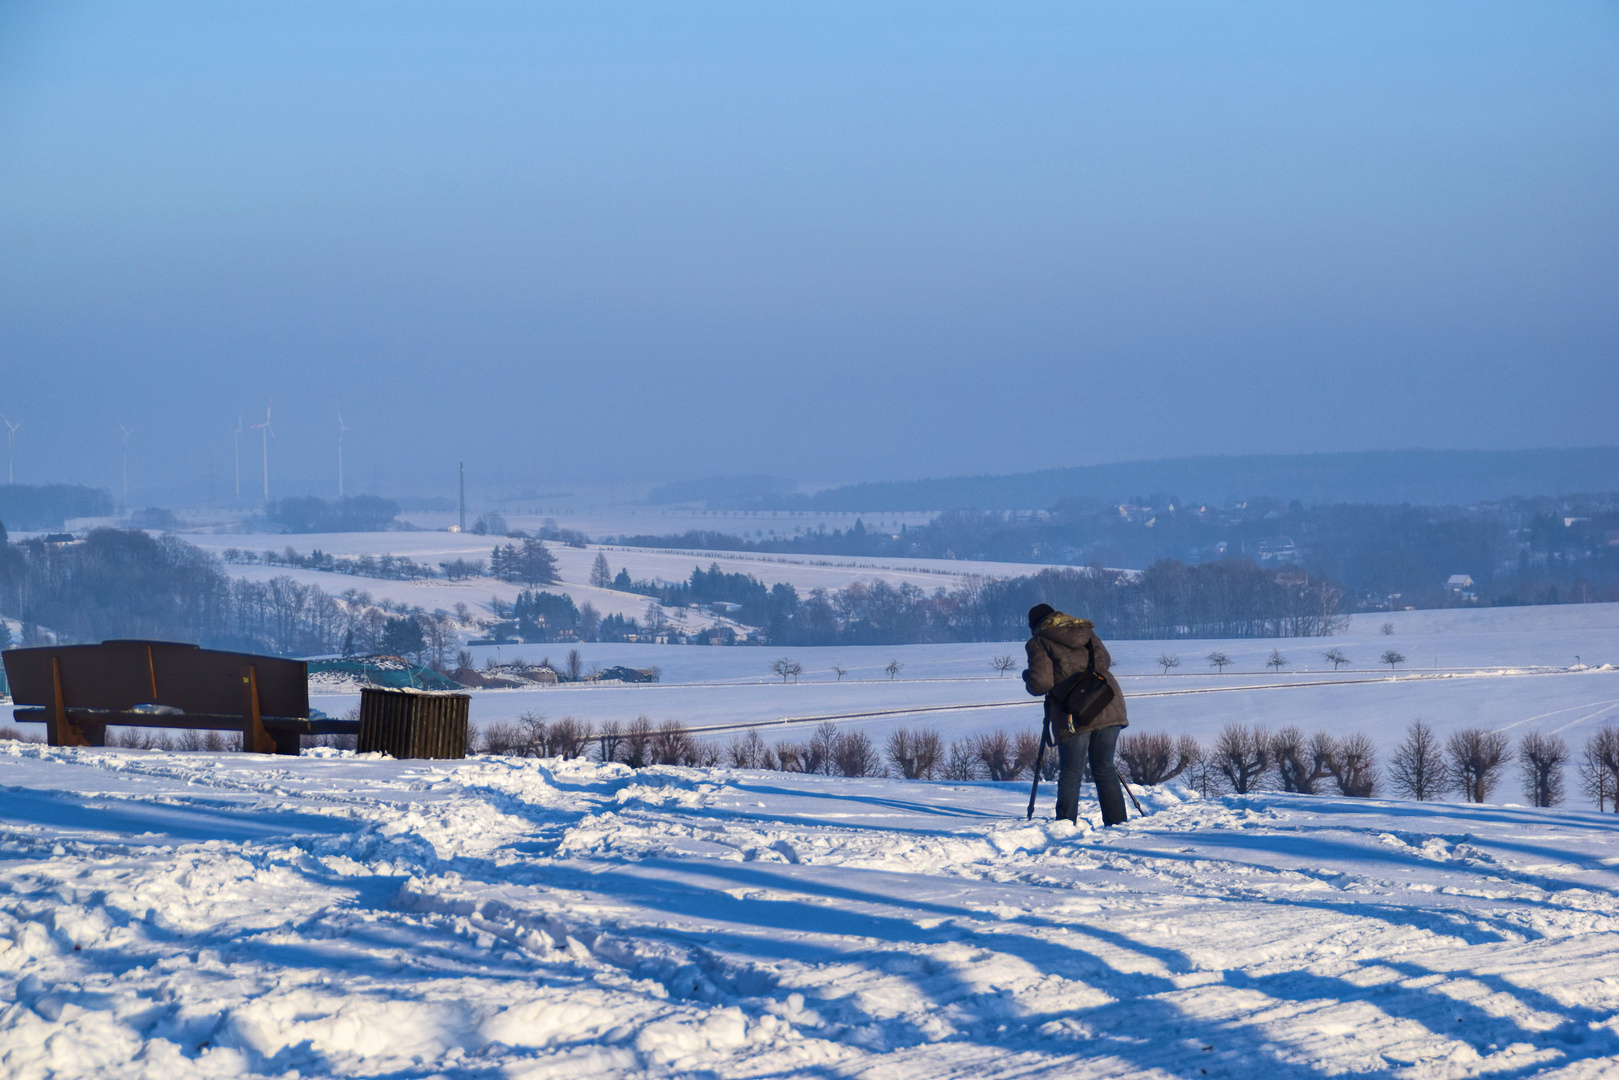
[0,527,1346,657]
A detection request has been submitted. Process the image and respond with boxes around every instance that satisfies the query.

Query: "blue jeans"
[1056,725,1127,825]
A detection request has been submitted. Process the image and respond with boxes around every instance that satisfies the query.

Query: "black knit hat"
[1027,603,1056,630]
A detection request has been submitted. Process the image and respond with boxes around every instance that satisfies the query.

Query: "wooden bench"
[2,639,358,755]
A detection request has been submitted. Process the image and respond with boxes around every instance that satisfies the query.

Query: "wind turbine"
[232,414,243,508]
[251,402,274,509]
[118,422,133,511]
[337,410,350,498]
[1,415,18,485]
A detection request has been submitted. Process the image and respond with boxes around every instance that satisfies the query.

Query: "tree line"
[461,714,1619,812]
[591,558,1346,645]
[0,526,463,663]
[0,525,1344,660]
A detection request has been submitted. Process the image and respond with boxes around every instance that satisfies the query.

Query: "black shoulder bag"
[1052,639,1115,740]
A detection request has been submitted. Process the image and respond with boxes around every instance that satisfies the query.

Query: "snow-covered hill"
[2,741,1617,1078]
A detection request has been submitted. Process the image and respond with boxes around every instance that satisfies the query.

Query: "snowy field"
[4,743,1619,1078]
[325,602,1616,777]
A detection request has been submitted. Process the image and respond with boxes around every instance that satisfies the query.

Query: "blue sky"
[1,2,1615,501]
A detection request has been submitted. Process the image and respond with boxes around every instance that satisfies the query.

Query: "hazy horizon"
[3,2,1615,504]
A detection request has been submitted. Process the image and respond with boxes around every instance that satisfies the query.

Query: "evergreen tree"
[490,539,557,586]
[380,616,425,660]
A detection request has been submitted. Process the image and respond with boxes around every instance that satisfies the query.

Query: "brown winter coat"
[1022,611,1129,738]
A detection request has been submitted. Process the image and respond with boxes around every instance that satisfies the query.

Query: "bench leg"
[46,657,99,748]
[241,665,278,755]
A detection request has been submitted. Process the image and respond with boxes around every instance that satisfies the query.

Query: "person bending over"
[1021,603,1129,825]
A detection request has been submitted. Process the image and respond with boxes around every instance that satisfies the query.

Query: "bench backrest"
[2,640,309,718]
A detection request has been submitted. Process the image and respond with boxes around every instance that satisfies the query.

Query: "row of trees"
[1143,720,1617,809]
[590,558,1348,646]
[228,546,438,581]
[16,694,1610,811]
[1380,720,1619,809]
[224,537,562,588]
[1166,647,1407,673]
[463,712,1619,811]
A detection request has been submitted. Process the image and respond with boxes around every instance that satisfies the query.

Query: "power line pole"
[458,460,466,533]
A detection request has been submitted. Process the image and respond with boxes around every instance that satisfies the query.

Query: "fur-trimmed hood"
[1033,612,1095,650]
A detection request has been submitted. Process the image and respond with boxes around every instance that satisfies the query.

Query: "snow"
[3,742,1619,1077]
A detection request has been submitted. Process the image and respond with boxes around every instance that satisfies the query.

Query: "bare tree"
[621,715,654,768]
[885,659,903,680]
[973,729,1020,780]
[943,738,979,781]
[1118,732,1201,785]
[886,727,943,779]
[1381,649,1406,671]
[1265,649,1289,673]
[1183,748,1218,798]
[565,648,583,682]
[588,551,613,589]
[1446,728,1512,803]
[833,730,882,777]
[831,665,847,681]
[1271,727,1335,794]
[728,728,770,769]
[643,601,668,635]
[596,719,624,764]
[806,722,839,775]
[514,711,549,756]
[1157,653,1181,675]
[770,657,803,683]
[1211,724,1272,793]
[578,602,600,641]
[547,716,594,758]
[1012,729,1042,777]
[479,722,521,754]
[991,655,1017,677]
[1519,732,1568,807]
[774,741,804,772]
[652,721,698,766]
[1207,651,1232,673]
[1579,727,1619,811]
[1388,720,1444,800]
[1328,733,1379,797]
[1380,622,1395,635]
[1322,648,1350,670]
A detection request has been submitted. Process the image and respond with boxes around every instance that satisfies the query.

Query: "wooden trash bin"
[357,687,469,759]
